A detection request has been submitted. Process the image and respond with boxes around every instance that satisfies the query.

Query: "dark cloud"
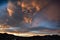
[0,0,60,34]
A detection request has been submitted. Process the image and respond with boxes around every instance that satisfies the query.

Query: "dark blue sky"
[0,0,8,5]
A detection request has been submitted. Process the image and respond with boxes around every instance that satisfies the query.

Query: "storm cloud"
[0,0,60,34]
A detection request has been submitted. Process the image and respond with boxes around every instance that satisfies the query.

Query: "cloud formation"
[0,0,60,34]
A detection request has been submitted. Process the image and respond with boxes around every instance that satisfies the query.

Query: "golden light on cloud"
[0,24,10,33]
[7,0,49,24]
[24,17,32,24]
[7,8,13,16]
[0,24,60,37]
[32,1,36,7]
[17,1,21,6]
[21,1,41,24]
[0,31,53,37]
[36,6,40,11]
[21,2,27,8]
[31,1,40,11]
[0,0,60,37]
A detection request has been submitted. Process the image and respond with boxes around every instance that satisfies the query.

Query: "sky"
[0,0,60,35]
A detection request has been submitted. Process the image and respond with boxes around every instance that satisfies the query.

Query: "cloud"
[0,0,60,34]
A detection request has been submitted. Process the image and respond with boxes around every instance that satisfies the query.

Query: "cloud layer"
[0,0,60,34]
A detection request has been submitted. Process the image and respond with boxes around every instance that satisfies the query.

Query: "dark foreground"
[0,33,60,40]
